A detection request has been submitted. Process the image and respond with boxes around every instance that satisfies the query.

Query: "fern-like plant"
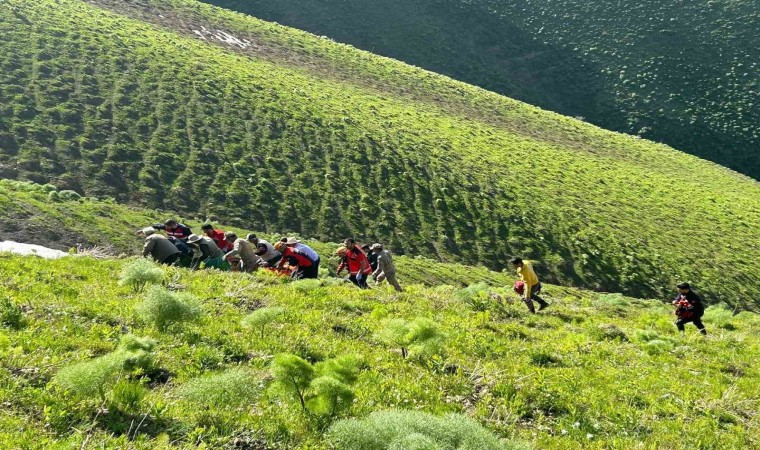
[54,334,156,400]
[119,258,164,293]
[135,286,201,331]
[176,367,263,408]
[241,307,286,339]
[377,318,446,360]
[328,410,518,449]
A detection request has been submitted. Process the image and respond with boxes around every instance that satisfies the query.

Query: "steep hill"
[1,254,758,448]
[1,0,760,305]
[206,0,760,178]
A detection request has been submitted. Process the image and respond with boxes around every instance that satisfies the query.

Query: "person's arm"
[152,223,166,231]
[276,248,289,269]
[223,240,241,261]
[373,253,386,277]
[142,238,155,257]
[337,259,347,274]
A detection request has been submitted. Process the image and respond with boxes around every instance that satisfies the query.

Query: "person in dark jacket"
[187,234,227,270]
[363,244,379,272]
[139,227,180,265]
[154,219,193,256]
[673,282,707,335]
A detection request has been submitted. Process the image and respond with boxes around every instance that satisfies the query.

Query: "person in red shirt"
[340,238,371,289]
[275,241,315,279]
[201,224,233,253]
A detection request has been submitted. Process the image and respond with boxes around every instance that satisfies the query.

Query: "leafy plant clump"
[377,318,446,360]
[54,334,156,400]
[328,410,519,449]
[0,297,24,329]
[271,353,361,424]
[119,258,165,292]
[176,367,263,408]
[241,307,286,339]
[135,286,202,331]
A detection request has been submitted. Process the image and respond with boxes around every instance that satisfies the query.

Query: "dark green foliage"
[135,286,202,331]
[328,410,518,449]
[53,334,156,400]
[0,297,24,329]
[207,0,760,179]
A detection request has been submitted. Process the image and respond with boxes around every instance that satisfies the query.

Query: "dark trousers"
[302,257,320,279]
[349,273,369,289]
[162,253,179,266]
[676,317,707,334]
[524,283,548,313]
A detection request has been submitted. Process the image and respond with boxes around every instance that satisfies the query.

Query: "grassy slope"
[206,0,760,178]
[1,0,760,306]
[1,255,758,448]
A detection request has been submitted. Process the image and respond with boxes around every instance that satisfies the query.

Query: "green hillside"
[1,254,759,448]
[206,0,760,178]
[1,0,760,306]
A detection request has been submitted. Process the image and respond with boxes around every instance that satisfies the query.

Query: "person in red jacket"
[275,241,315,279]
[201,224,233,253]
[340,238,371,289]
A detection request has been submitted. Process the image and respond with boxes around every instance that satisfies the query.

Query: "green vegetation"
[119,258,165,292]
[242,306,286,338]
[1,254,759,448]
[206,0,760,178]
[1,1,760,306]
[135,286,202,331]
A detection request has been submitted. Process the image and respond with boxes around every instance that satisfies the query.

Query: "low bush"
[0,297,24,329]
[135,286,202,332]
[703,305,736,330]
[176,367,263,408]
[54,334,156,400]
[119,259,164,293]
[594,323,629,341]
[241,307,286,339]
[377,318,446,360]
[328,410,519,449]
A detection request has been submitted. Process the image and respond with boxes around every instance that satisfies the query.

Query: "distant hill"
[205,0,760,178]
[1,0,759,305]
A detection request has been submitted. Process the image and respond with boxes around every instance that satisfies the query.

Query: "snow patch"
[190,26,251,49]
[0,241,69,259]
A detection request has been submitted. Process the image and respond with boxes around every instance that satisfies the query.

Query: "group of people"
[137,220,403,292]
[139,220,706,334]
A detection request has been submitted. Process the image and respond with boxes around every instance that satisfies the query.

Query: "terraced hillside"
[1,0,760,305]
[207,0,760,178]
[1,254,759,448]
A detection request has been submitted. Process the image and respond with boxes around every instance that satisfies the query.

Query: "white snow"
[0,241,69,259]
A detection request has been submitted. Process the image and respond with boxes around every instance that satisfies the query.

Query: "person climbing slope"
[281,237,321,279]
[222,232,260,273]
[153,219,193,257]
[341,238,371,289]
[673,282,707,335]
[511,257,549,313]
[275,240,315,279]
[371,243,403,292]
[363,243,379,272]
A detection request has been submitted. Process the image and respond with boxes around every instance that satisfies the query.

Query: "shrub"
[456,283,492,311]
[594,324,629,341]
[0,297,24,329]
[119,259,164,293]
[58,189,81,201]
[703,305,736,330]
[111,379,147,412]
[176,367,263,408]
[241,307,286,339]
[328,410,517,450]
[54,334,156,400]
[271,353,361,423]
[135,286,202,331]
[377,318,446,360]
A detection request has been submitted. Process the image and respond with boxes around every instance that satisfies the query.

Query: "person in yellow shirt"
[511,257,549,313]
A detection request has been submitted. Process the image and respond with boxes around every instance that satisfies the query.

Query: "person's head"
[284,237,299,247]
[361,244,371,253]
[164,219,178,230]
[677,282,691,294]
[344,238,356,250]
[187,234,202,245]
[371,243,383,253]
[201,224,214,236]
[274,240,287,252]
[224,232,237,243]
[255,242,269,256]
[510,257,524,268]
[335,246,348,257]
[139,226,156,237]
[246,233,259,245]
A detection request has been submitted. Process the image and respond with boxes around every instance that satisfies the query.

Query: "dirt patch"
[0,212,94,252]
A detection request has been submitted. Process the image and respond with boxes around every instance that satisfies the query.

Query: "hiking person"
[281,237,321,279]
[371,243,403,292]
[187,234,227,270]
[222,232,260,273]
[139,227,180,265]
[275,240,315,279]
[673,282,707,335]
[341,238,371,288]
[201,224,233,252]
[153,219,193,256]
[511,257,549,313]
[363,244,379,272]
[253,239,282,267]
